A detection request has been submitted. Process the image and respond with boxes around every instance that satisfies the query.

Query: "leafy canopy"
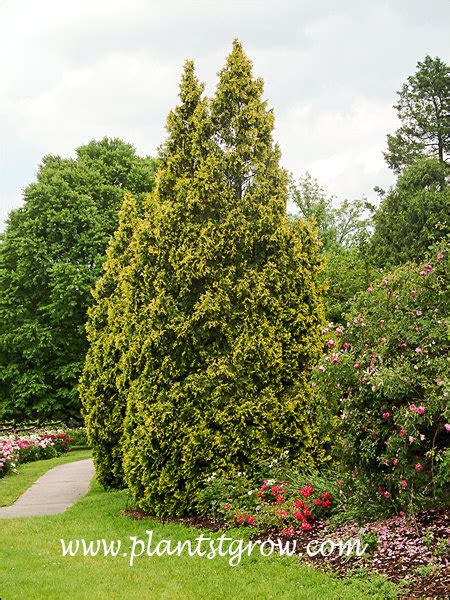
[289,173,375,321]
[370,157,449,268]
[0,138,157,423]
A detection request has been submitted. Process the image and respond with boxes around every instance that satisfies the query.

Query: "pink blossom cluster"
[0,432,72,476]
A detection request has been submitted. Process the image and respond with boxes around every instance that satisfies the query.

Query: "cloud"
[1,0,449,227]
[277,96,399,203]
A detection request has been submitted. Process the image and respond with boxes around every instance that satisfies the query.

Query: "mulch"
[123,507,449,599]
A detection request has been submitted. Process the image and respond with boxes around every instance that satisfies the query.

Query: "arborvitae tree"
[0,138,157,422]
[121,42,326,516]
[81,61,205,490]
[80,192,140,489]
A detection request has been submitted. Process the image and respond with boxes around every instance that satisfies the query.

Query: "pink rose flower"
[415,463,423,471]
[367,287,372,293]
[444,424,450,433]
[353,362,361,370]
[342,342,350,350]
[399,429,406,436]
[436,252,444,259]
[408,436,414,444]
[409,404,417,412]
[392,458,398,466]
[382,412,390,419]
[400,480,408,488]
[410,290,417,297]
[400,343,407,349]
[417,406,425,415]
[327,339,335,348]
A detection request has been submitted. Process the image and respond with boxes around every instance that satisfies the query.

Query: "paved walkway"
[0,458,95,518]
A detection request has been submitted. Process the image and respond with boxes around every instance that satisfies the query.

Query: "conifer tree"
[121,42,325,516]
[80,192,140,489]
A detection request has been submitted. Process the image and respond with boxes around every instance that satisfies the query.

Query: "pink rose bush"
[0,431,73,477]
[316,246,449,510]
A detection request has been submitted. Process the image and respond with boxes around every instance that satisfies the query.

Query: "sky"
[1,0,449,227]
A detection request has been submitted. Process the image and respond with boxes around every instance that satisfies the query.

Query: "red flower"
[297,484,314,498]
[293,511,307,522]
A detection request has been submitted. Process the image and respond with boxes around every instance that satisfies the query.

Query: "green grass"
[0,449,92,507]
[0,479,399,599]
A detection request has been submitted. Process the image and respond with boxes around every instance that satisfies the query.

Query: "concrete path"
[0,458,94,518]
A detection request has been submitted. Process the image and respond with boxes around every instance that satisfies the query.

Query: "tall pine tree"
[121,41,326,515]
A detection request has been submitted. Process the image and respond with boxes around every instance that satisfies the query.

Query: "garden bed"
[124,507,449,599]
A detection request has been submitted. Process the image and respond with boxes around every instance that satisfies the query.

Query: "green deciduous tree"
[0,138,157,423]
[384,55,450,173]
[290,173,372,251]
[289,173,375,321]
[370,157,449,268]
[120,42,326,516]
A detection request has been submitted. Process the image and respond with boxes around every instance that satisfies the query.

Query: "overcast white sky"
[1,0,449,227]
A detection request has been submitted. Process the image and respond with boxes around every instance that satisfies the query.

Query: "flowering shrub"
[0,432,73,477]
[317,247,449,509]
[197,475,333,533]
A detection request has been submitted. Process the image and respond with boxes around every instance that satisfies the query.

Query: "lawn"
[0,466,399,599]
[0,448,92,507]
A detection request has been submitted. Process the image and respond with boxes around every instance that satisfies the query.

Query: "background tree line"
[0,53,448,424]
